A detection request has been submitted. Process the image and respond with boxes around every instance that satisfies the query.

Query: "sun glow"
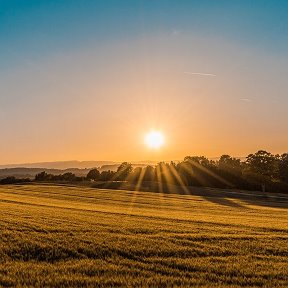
[145,131,165,149]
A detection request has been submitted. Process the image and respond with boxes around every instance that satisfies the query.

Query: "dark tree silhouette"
[99,170,115,181]
[279,153,288,183]
[246,150,278,192]
[115,162,133,181]
[87,168,100,181]
[61,172,77,181]
[219,155,241,173]
[0,176,31,184]
[246,150,277,178]
[35,171,49,181]
[184,156,211,167]
[143,165,155,182]
[30,150,288,193]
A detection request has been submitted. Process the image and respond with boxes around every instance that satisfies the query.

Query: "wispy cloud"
[240,98,252,102]
[184,72,216,77]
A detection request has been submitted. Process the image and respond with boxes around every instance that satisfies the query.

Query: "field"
[0,184,288,287]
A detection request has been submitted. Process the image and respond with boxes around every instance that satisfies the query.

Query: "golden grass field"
[0,184,287,287]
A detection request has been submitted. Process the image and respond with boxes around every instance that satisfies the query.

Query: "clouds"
[184,72,216,77]
[240,98,252,102]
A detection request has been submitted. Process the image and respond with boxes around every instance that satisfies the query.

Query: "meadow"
[0,184,287,287]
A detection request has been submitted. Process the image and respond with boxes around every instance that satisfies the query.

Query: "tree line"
[35,150,288,193]
[2,150,287,193]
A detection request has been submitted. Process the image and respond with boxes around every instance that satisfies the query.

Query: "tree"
[246,150,277,178]
[246,150,277,192]
[218,155,242,175]
[61,172,77,181]
[115,162,133,181]
[0,177,31,184]
[86,168,100,181]
[184,156,211,167]
[278,153,288,183]
[143,165,155,182]
[129,167,142,183]
[99,170,115,181]
[155,162,168,183]
[35,171,49,181]
[181,156,221,187]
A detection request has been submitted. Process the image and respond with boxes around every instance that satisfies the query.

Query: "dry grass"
[0,184,287,287]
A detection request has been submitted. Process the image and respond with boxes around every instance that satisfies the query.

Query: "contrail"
[184,72,216,77]
[240,98,252,102]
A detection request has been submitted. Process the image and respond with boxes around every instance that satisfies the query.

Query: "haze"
[1,1,288,164]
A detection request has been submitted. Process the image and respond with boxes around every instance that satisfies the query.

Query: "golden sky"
[1,32,287,164]
[1,1,288,164]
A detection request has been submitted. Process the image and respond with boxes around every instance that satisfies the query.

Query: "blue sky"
[1,1,288,163]
[1,0,288,69]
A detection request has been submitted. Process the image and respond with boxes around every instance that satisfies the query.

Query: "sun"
[145,131,164,149]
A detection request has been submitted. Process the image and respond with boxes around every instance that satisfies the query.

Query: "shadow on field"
[187,186,288,209]
[135,182,288,209]
[93,181,288,209]
[200,195,247,209]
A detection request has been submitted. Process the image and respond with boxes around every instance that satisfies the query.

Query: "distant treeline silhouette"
[30,150,288,193]
[0,176,31,185]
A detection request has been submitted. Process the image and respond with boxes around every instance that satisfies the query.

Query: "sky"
[1,0,288,164]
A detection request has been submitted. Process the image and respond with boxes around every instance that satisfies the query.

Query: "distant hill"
[0,162,156,179]
[2,157,246,170]
[0,161,116,170]
[0,168,91,179]
[0,160,162,170]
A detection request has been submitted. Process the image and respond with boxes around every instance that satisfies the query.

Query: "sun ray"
[186,159,232,187]
[135,167,146,192]
[160,163,182,208]
[179,163,208,187]
[156,164,164,195]
[169,164,191,195]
